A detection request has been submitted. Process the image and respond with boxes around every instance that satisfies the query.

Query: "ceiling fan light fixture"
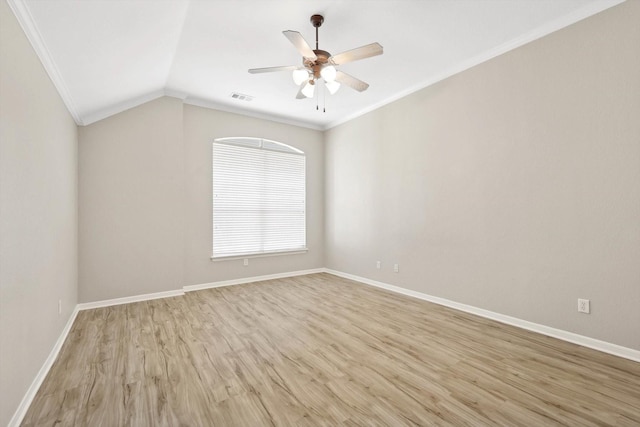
[301,81,315,98]
[292,69,309,85]
[320,65,337,82]
[325,79,340,95]
[248,14,383,104]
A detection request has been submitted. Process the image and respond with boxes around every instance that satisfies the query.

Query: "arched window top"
[214,137,303,155]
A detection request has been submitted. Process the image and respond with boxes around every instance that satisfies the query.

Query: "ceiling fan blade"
[335,71,369,92]
[248,65,298,74]
[283,30,317,60]
[329,42,383,65]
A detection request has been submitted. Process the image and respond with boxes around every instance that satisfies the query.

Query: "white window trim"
[210,248,308,262]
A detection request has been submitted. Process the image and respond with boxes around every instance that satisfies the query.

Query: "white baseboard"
[8,306,80,427]
[325,269,640,363]
[77,269,326,309]
[183,268,326,292]
[77,289,185,310]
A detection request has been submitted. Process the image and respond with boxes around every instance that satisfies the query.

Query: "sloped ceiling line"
[7,0,83,125]
[7,0,626,130]
[324,0,626,131]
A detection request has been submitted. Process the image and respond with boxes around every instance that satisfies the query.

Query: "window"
[212,137,306,259]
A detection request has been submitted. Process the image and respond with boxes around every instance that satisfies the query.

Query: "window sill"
[211,248,308,262]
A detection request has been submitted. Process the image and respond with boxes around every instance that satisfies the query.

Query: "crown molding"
[326,0,626,130]
[8,0,625,130]
[183,96,324,131]
[77,90,325,130]
[7,0,83,125]
[80,90,169,126]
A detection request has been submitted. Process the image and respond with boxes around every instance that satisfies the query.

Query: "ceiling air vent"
[230,92,253,102]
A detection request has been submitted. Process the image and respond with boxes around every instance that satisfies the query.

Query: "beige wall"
[78,101,324,302]
[325,0,640,350]
[79,97,185,302]
[0,1,78,424]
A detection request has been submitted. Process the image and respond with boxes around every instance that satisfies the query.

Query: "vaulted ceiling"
[8,0,623,129]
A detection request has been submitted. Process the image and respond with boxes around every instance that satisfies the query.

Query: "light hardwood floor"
[23,273,640,426]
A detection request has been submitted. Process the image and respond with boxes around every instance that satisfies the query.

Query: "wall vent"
[230,92,254,102]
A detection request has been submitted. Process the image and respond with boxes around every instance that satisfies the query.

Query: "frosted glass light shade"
[292,69,309,85]
[325,80,340,95]
[320,65,337,82]
[301,81,315,98]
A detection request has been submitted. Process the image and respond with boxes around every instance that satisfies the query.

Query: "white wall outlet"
[376,261,381,269]
[243,258,249,266]
[393,264,399,273]
[58,299,62,315]
[578,298,590,314]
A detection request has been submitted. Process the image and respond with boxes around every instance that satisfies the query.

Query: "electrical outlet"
[376,261,381,269]
[243,258,249,266]
[393,264,399,273]
[578,298,590,314]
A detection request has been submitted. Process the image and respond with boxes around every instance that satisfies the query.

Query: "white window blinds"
[212,138,306,259]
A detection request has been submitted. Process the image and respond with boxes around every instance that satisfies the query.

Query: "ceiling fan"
[248,14,383,99]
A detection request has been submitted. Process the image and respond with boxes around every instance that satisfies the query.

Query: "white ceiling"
[9,0,624,130]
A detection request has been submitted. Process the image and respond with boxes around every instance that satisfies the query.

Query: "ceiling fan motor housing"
[305,50,331,79]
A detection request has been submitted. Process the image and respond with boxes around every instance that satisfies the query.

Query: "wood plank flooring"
[22,273,640,426]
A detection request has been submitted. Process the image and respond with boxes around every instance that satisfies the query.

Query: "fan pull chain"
[323,84,326,113]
